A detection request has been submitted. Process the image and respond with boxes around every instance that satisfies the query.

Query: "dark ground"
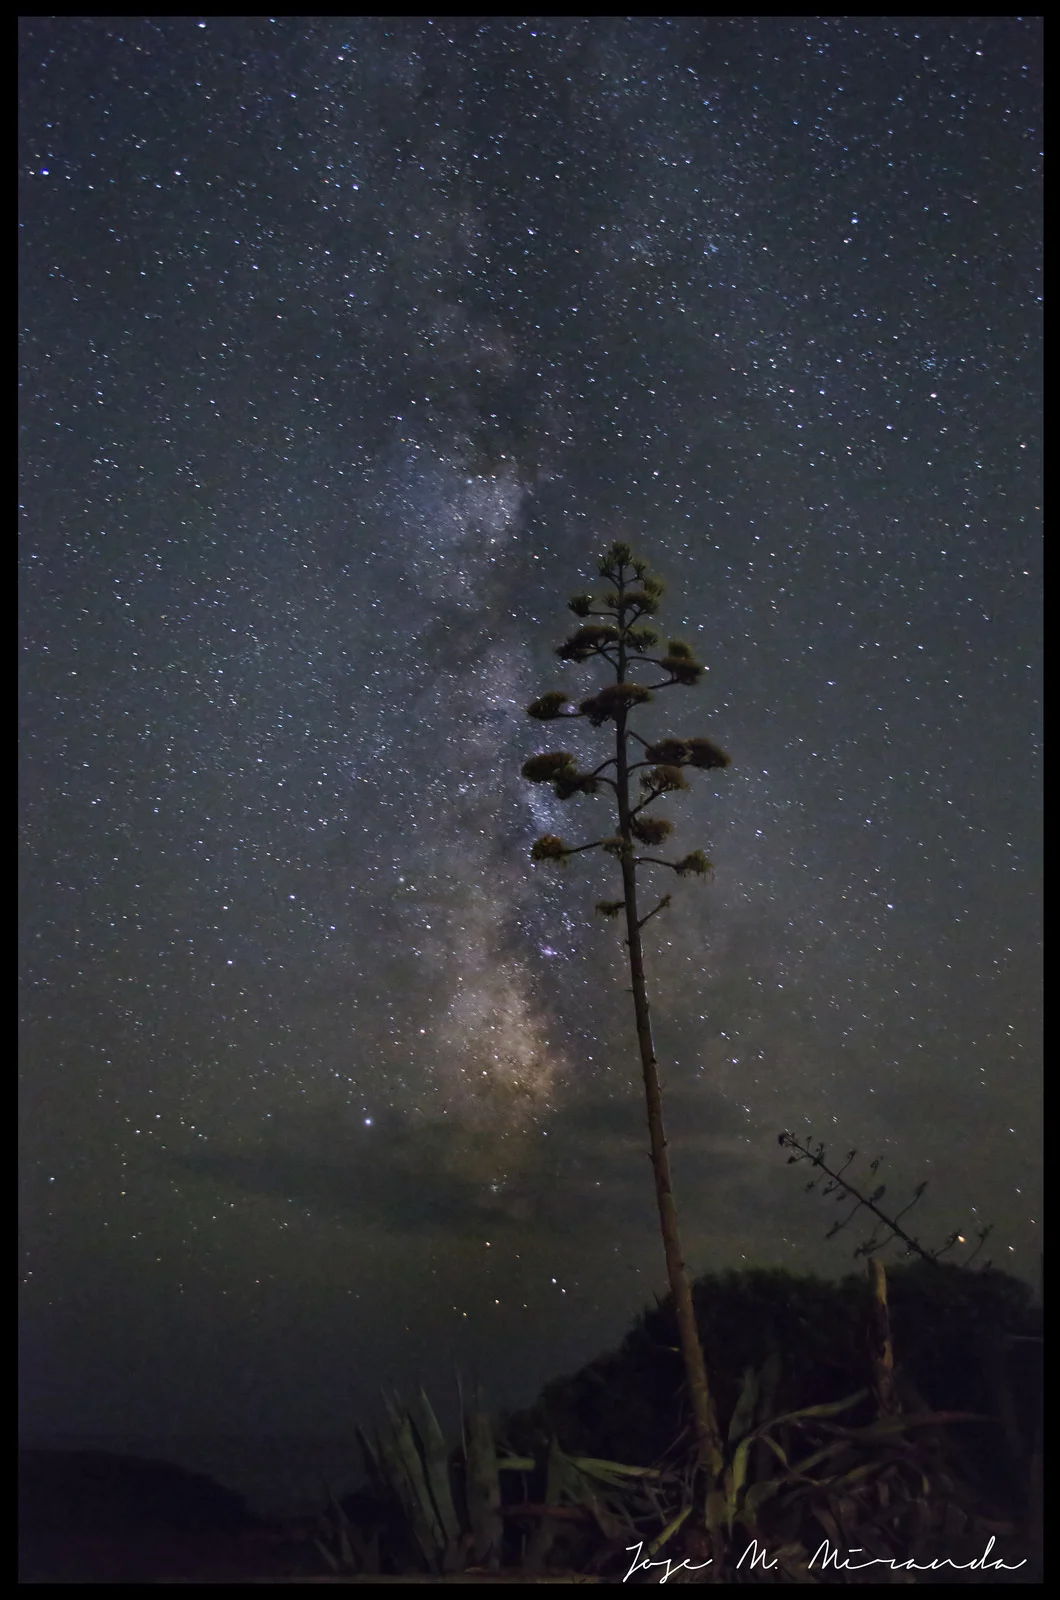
[18,1449,327,1583]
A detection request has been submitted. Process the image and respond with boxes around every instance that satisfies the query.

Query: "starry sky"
[19,16,1041,1509]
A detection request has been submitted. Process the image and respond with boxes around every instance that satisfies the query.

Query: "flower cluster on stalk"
[519,542,729,913]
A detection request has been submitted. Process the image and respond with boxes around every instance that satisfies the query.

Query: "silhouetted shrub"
[507,1261,1040,1512]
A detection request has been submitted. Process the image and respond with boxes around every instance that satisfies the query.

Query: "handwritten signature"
[623,1534,1027,1583]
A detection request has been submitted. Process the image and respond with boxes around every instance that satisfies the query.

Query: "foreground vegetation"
[312,1259,1041,1584]
[22,552,1040,1583]
[520,539,734,1485]
[19,1258,1040,1582]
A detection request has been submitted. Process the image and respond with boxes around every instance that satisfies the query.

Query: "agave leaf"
[716,1465,738,1533]
[755,1351,783,1428]
[648,1501,692,1556]
[575,1479,630,1540]
[392,1400,447,1566]
[571,1456,662,1485]
[362,1524,380,1575]
[525,1436,565,1572]
[729,1435,754,1508]
[830,1460,884,1492]
[769,1540,818,1583]
[782,1439,859,1481]
[551,1443,642,1539]
[704,1483,729,1536]
[374,1406,438,1571]
[858,1409,988,1437]
[755,1431,793,1473]
[811,1503,844,1547]
[332,1490,358,1573]
[410,1387,463,1565]
[521,1440,563,1574]
[906,1493,935,1564]
[762,1387,869,1429]
[728,1365,760,1447]
[848,1519,900,1565]
[357,1424,382,1481]
[496,1455,536,1472]
[740,1477,783,1521]
[313,1538,340,1574]
[465,1404,502,1569]
[739,1420,854,1488]
[313,1487,360,1575]
[373,1425,417,1545]
[323,1485,351,1528]
[372,1417,405,1497]
[824,1494,858,1550]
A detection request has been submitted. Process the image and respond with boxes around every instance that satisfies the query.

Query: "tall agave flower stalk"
[521,543,730,1501]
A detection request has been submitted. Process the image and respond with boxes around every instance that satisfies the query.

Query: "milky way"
[19,17,1040,1504]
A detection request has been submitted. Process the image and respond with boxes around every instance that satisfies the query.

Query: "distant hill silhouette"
[19,1447,261,1534]
[16,1448,321,1582]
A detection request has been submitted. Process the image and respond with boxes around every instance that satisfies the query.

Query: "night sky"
[19,17,1041,1513]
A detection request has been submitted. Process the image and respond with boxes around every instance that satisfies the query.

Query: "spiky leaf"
[411,1387,462,1565]
[525,1436,565,1572]
[388,1398,447,1568]
[465,1406,502,1570]
[728,1366,761,1447]
[649,1503,693,1556]
[754,1351,782,1428]
[570,1457,664,1484]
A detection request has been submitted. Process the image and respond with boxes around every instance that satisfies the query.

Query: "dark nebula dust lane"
[19,16,1040,1506]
